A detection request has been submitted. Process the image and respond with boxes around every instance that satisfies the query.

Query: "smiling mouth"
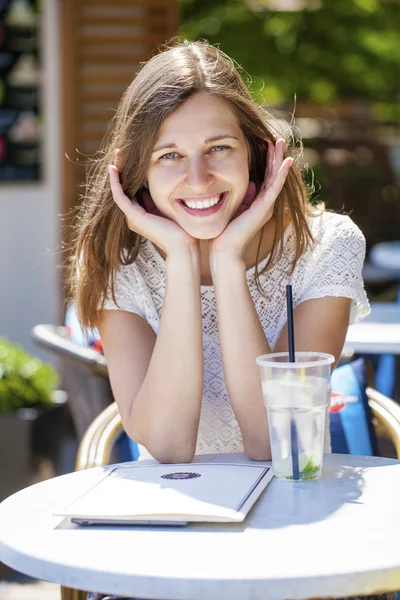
[177,192,227,216]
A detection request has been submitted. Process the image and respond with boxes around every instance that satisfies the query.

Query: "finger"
[264,139,283,188]
[108,165,139,216]
[263,139,286,193]
[114,148,123,171]
[239,157,293,240]
[109,166,158,241]
[267,157,293,199]
[269,140,276,168]
[271,138,285,181]
[263,142,274,189]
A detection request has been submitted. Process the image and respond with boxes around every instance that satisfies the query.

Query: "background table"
[1,453,400,600]
[370,242,400,280]
[345,302,400,354]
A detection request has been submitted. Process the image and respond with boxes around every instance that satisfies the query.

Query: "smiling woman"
[62,35,389,600]
[69,40,369,469]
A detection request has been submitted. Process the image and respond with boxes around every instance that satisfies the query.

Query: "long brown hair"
[69,40,316,329]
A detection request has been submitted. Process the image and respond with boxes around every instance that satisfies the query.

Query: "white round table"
[345,302,400,354]
[1,453,400,600]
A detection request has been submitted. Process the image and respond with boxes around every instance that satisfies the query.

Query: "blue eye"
[159,152,179,161]
[210,145,229,153]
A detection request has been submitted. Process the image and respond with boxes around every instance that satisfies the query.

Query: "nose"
[184,156,214,192]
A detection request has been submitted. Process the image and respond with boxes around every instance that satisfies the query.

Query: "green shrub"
[0,337,59,413]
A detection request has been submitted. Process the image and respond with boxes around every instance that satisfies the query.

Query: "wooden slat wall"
[60,0,179,284]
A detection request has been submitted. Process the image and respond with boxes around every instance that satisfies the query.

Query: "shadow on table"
[54,456,399,534]
[247,456,398,530]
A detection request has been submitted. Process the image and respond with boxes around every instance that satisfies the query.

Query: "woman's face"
[146,92,251,240]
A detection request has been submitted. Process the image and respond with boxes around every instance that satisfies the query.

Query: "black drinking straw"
[286,284,300,480]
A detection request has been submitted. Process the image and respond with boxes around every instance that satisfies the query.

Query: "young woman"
[70,40,369,467]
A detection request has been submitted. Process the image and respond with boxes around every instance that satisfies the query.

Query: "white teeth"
[183,194,222,210]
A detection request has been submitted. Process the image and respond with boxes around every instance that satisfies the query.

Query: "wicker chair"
[60,387,400,600]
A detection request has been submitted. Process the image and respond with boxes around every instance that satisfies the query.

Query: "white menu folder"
[55,462,273,526]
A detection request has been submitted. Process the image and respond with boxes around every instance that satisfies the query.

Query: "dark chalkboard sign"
[0,0,40,181]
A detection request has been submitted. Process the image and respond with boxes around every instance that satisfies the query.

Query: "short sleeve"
[300,214,370,325]
[102,263,144,317]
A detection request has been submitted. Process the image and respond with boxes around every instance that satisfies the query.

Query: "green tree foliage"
[0,338,59,413]
[179,0,400,120]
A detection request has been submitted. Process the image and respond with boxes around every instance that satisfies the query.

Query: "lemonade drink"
[256,352,334,481]
[262,376,328,480]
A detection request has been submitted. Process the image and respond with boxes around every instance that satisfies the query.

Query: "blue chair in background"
[374,288,400,401]
[330,358,379,456]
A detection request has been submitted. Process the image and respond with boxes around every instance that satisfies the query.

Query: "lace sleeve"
[300,215,370,324]
[102,263,143,317]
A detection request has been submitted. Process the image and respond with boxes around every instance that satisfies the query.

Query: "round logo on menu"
[161,472,201,480]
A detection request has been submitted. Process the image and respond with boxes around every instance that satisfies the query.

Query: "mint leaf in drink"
[301,458,320,480]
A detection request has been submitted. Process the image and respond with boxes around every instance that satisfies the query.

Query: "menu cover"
[56,463,273,526]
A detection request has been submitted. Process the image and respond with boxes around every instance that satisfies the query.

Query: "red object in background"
[92,339,103,353]
[329,391,346,414]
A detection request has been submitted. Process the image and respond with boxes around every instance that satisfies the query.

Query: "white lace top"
[103,211,370,455]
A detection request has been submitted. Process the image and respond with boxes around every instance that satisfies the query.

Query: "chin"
[183,223,226,240]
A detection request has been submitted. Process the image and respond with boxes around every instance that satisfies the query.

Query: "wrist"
[165,239,200,262]
[210,251,246,281]
[166,243,201,281]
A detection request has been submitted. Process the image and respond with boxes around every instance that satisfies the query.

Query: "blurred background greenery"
[179,0,400,256]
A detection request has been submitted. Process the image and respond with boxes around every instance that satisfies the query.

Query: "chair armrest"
[367,387,400,459]
[31,324,108,377]
[75,402,123,470]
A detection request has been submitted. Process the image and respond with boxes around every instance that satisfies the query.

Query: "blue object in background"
[65,301,101,348]
[375,354,396,397]
[115,432,140,462]
[374,288,400,399]
[330,359,379,456]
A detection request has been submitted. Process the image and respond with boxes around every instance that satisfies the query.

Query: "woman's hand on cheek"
[108,163,197,258]
[209,138,293,260]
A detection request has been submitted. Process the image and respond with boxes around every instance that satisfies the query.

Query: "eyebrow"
[152,134,239,154]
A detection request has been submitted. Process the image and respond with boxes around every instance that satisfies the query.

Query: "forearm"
[211,256,271,460]
[128,248,203,463]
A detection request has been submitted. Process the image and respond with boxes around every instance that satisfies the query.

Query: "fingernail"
[108,165,113,175]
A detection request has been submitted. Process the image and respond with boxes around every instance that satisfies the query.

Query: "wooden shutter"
[60,0,179,259]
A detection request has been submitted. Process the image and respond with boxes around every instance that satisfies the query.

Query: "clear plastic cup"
[256,352,334,481]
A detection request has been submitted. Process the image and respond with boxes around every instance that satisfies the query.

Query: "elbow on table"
[146,438,196,464]
[128,427,196,464]
[244,441,272,462]
[151,448,196,464]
